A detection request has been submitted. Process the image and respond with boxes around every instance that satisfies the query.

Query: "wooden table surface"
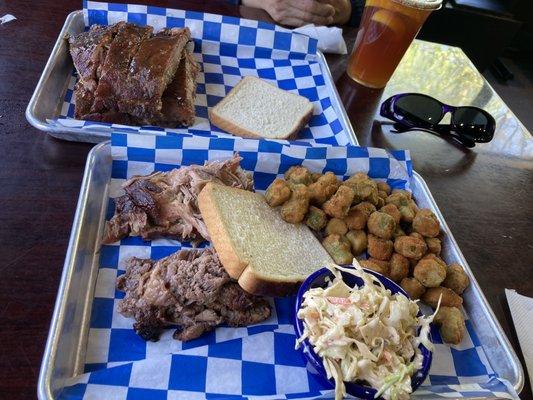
[0,0,531,399]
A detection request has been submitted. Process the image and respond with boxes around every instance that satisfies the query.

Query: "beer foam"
[392,0,442,10]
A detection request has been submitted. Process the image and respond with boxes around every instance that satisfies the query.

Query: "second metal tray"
[38,141,523,399]
[26,10,357,145]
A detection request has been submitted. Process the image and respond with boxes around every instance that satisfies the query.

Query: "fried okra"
[386,192,418,223]
[284,166,313,185]
[400,277,426,299]
[410,232,424,241]
[422,287,463,309]
[325,218,348,236]
[434,306,466,345]
[369,258,390,269]
[346,230,367,255]
[380,204,401,225]
[442,263,469,295]
[392,189,412,198]
[425,237,442,255]
[399,206,416,223]
[342,172,369,193]
[413,255,447,287]
[423,253,447,268]
[344,207,367,230]
[305,206,328,231]
[343,175,379,205]
[322,234,353,265]
[385,191,410,208]
[265,178,291,207]
[366,191,380,207]
[367,211,396,239]
[367,234,394,261]
[308,172,340,205]
[311,172,322,182]
[389,253,409,283]
[280,184,309,224]
[344,172,369,184]
[392,225,406,239]
[344,201,376,229]
[394,235,428,259]
[355,201,377,216]
[377,181,391,195]
[413,209,440,237]
[360,259,390,277]
[323,185,354,218]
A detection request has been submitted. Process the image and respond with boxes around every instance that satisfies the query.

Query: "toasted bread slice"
[209,76,314,140]
[198,182,332,296]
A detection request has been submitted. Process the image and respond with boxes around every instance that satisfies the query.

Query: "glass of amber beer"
[347,0,441,88]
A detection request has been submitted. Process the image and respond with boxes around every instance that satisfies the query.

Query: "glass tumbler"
[347,0,441,88]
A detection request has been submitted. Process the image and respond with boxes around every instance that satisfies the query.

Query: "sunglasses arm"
[392,123,476,148]
[431,125,475,147]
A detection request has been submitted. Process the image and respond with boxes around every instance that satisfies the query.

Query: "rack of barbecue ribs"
[68,22,199,127]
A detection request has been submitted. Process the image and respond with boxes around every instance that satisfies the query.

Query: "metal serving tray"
[26,10,357,145]
[38,141,524,399]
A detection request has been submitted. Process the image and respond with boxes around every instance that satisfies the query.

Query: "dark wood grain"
[0,1,531,399]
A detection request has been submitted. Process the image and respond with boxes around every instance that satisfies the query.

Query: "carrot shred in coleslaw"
[296,260,440,400]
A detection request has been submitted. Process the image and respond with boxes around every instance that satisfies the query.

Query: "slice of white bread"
[198,182,333,296]
[209,76,314,140]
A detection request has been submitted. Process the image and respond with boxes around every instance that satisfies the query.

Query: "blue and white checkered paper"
[52,1,350,146]
[58,133,518,399]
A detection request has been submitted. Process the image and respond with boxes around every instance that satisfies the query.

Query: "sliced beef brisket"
[116,248,271,342]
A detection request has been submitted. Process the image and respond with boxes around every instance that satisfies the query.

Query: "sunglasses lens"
[395,95,443,127]
[452,107,493,141]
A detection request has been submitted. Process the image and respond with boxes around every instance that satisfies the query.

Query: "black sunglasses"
[380,93,495,148]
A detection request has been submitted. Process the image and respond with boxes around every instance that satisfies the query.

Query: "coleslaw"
[296,261,439,400]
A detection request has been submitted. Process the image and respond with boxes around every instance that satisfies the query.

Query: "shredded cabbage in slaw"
[296,261,439,400]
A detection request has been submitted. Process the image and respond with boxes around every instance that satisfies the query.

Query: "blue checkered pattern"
[52,1,351,146]
[58,132,518,399]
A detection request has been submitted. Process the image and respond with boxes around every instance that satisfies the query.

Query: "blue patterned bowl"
[293,266,433,400]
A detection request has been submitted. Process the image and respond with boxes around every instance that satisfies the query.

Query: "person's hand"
[323,0,352,25]
[242,0,336,27]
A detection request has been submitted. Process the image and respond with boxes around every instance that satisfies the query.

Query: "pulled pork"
[116,248,271,341]
[103,154,252,244]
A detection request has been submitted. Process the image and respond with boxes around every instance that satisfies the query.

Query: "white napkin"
[293,24,347,54]
[505,289,533,389]
[0,14,16,25]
